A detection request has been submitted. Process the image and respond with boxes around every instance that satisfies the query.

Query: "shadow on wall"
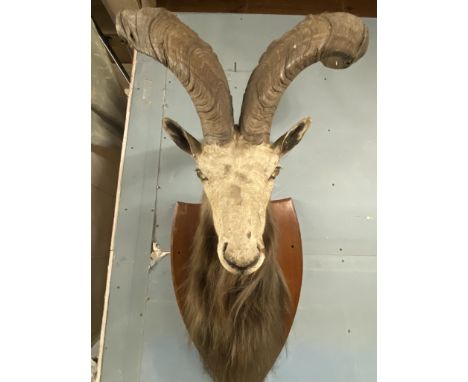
[91,21,127,344]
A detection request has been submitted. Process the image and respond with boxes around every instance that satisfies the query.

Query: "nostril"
[222,242,228,254]
[246,231,251,239]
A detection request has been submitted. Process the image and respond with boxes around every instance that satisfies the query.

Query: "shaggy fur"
[181,196,291,382]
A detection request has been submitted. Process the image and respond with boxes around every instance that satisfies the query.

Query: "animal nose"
[222,242,260,272]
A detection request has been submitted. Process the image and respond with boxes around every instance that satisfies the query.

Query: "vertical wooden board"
[98,53,166,382]
[269,258,376,381]
[141,300,211,382]
[167,13,377,257]
[91,145,120,343]
[271,18,377,256]
[177,13,303,72]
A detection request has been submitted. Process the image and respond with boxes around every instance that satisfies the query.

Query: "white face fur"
[196,138,281,274]
[163,117,310,275]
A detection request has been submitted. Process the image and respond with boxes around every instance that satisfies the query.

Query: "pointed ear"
[273,117,311,156]
[162,118,202,156]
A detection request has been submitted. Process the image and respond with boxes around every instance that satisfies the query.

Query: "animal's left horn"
[239,12,369,144]
[116,8,234,145]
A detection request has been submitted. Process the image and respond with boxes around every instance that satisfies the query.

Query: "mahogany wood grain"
[170,197,303,340]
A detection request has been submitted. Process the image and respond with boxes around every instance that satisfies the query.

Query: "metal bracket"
[149,241,170,271]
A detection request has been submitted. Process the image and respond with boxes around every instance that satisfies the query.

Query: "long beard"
[182,198,291,382]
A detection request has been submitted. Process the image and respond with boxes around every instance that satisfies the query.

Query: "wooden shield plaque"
[170,198,303,363]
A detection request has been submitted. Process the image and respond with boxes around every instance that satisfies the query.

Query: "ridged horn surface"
[240,12,369,144]
[116,8,234,144]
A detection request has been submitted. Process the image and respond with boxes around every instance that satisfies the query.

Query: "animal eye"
[269,166,281,180]
[195,168,208,181]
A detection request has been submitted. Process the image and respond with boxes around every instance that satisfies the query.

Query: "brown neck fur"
[182,195,291,382]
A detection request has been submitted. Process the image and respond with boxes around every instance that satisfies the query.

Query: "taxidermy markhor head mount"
[116,8,368,275]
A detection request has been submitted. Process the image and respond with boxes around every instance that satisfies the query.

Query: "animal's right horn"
[116,8,234,145]
[239,12,369,144]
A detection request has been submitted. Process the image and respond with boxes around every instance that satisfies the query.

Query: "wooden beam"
[156,0,377,17]
[91,0,376,65]
[92,0,133,64]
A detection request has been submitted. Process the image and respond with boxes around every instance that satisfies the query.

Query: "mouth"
[218,251,266,275]
[224,254,261,272]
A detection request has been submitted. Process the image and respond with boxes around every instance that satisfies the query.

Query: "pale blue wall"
[100,13,376,382]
